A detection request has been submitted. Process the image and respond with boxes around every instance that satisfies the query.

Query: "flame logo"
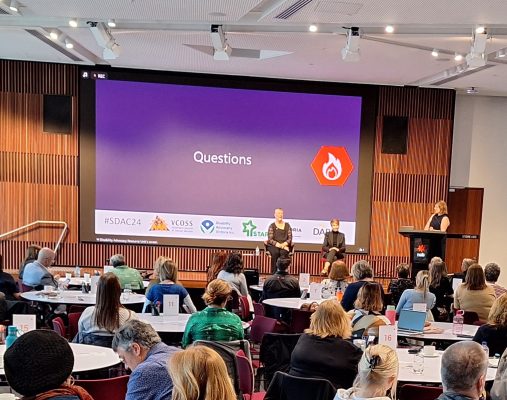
[322,153,342,181]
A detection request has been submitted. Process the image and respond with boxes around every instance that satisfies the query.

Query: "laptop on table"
[397,309,426,335]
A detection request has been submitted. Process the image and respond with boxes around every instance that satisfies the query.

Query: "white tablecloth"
[21,290,145,305]
[397,321,479,341]
[262,297,325,309]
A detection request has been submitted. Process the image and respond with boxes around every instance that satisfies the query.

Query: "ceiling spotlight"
[69,18,78,28]
[107,19,116,28]
[341,27,360,62]
[466,87,478,94]
[65,39,74,49]
[454,53,463,61]
[309,24,318,33]
[385,25,394,33]
[475,26,486,34]
[431,49,439,57]
[9,0,19,12]
[497,49,506,58]
[49,30,59,40]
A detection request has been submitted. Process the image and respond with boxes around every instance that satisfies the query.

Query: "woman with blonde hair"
[145,256,165,295]
[321,261,350,299]
[396,270,436,320]
[182,279,244,348]
[146,258,197,313]
[168,346,236,400]
[424,200,450,232]
[289,300,362,389]
[473,294,507,356]
[335,344,399,400]
[350,283,391,337]
[454,264,495,321]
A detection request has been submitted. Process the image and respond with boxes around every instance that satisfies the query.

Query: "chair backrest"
[259,333,302,387]
[463,311,480,325]
[239,296,251,321]
[399,384,443,400]
[73,332,114,348]
[226,290,240,313]
[250,315,278,344]
[20,281,34,293]
[265,371,335,400]
[253,302,265,317]
[69,305,87,314]
[75,375,130,400]
[244,269,259,288]
[236,354,254,397]
[289,309,313,333]
[52,316,66,338]
[68,312,82,341]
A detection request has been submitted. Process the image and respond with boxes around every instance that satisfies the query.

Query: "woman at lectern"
[424,200,450,232]
[266,208,292,274]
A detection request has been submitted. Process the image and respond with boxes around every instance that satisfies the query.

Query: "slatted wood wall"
[0,60,456,277]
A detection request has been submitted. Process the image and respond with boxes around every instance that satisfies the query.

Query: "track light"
[341,27,360,62]
[497,50,506,58]
[9,0,19,12]
[308,24,318,33]
[466,27,488,68]
[69,18,78,28]
[385,25,394,33]
[49,30,59,40]
[107,19,116,28]
[466,87,478,94]
[454,53,463,61]
[210,25,232,61]
[431,49,439,57]
[65,39,74,49]
[87,21,121,59]
[475,26,486,34]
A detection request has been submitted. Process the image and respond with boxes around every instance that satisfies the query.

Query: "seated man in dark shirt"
[261,257,300,321]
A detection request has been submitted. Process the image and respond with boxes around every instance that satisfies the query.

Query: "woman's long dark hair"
[94,273,124,332]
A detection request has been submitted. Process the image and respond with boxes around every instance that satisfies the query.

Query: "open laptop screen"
[398,309,426,332]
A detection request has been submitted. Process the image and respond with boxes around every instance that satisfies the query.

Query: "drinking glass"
[412,353,424,374]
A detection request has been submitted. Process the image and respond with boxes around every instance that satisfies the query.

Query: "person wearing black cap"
[4,330,93,400]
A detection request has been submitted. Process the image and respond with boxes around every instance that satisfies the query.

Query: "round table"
[249,285,263,292]
[21,290,146,305]
[397,321,479,341]
[59,277,149,289]
[396,348,497,383]
[139,313,251,333]
[262,298,325,309]
[0,343,120,375]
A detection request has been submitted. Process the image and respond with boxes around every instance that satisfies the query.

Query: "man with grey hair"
[437,341,488,400]
[109,254,144,290]
[341,260,385,311]
[22,247,58,289]
[113,320,179,400]
[485,262,507,297]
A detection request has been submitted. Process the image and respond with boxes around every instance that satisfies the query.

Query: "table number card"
[90,275,100,294]
[309,282,322,300]
[299,273,310,289]
[379,325,397,350]
[413,303,427,312]
[163,295,179,316]
[13,314,36,333]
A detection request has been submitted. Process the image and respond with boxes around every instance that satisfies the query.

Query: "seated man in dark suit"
[321,218,346,275]
[261,258,300,321]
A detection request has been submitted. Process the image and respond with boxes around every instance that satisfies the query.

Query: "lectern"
[399,227,447,278]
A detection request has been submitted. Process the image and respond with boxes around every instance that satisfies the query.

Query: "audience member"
[321,261,350,299]
[437,341,488,400]
[113,320,180,400]
[485,262,507,298]
[453,257,476,281]
[473,294,507,356]
[207,250,228,283]
[454,264,495,320]
[261,257,300,321]
[217,252,248,296]
[182,279,244,348]
[429,257,453,321]
[0,255,20,300]
[145,256,165,296]
[168,346,237,400]
[492,347,507,400]
[145,258,196,313]
[321,218,346,275]
[387,263,414,306]
[350,283,390,337]
[334,344,398,400]
[76,273,138,346]
[18,244,41,280]
[22,247,58,289]
[342,260,384,312]
[396,270,436,319]
[4,330,93,400]
[289,300,362,389]
[266,208,293,274]
[109,254,144,290]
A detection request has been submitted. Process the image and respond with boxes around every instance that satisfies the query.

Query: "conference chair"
[237,354,266,400]
[264,371,336,400]
[75,375,130,400]
[67,312,82,341]
[399,384,443,400]
[52,317,67,338]
[258,333,301,388]
[289,309,313,333]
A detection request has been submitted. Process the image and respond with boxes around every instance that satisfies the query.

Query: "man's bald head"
[37,247,56,267]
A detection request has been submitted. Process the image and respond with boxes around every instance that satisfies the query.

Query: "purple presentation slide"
[95,80,362,221]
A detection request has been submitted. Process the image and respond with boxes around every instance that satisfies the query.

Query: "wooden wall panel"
[0,61,457,280]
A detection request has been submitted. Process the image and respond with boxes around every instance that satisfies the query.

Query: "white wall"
[451,95,507,287]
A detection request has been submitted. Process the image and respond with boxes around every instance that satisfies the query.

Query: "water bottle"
[336,287,344,302]
[74,265,81,278]
[5,326,18,349]
[482,341,490,356]
[385,305,396,325]
[255,246,260,256]
[452,309,464,335]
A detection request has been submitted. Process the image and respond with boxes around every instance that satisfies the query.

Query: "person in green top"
[182,279,244,348]
[109,254,145,290]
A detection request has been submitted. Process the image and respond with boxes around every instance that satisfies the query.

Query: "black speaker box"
[43,94,72,134]
[381,116,408,154]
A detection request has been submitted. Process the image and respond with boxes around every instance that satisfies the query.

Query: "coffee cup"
[43,285,54,293]
[65,273,72,280]
[423,345,436,356]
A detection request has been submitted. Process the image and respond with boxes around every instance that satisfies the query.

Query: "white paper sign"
[378,325,397,350]
[163,294,179,316]
[104,265,114,274]
[309,282,322,300]
[90,275,100,294]
[452,278,463,291]
[413,303,427,312]
[299,273,310,288]
[13,314,36,333]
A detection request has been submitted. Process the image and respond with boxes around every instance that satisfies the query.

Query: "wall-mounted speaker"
[43,94,72,134]
[381,116,408,154]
